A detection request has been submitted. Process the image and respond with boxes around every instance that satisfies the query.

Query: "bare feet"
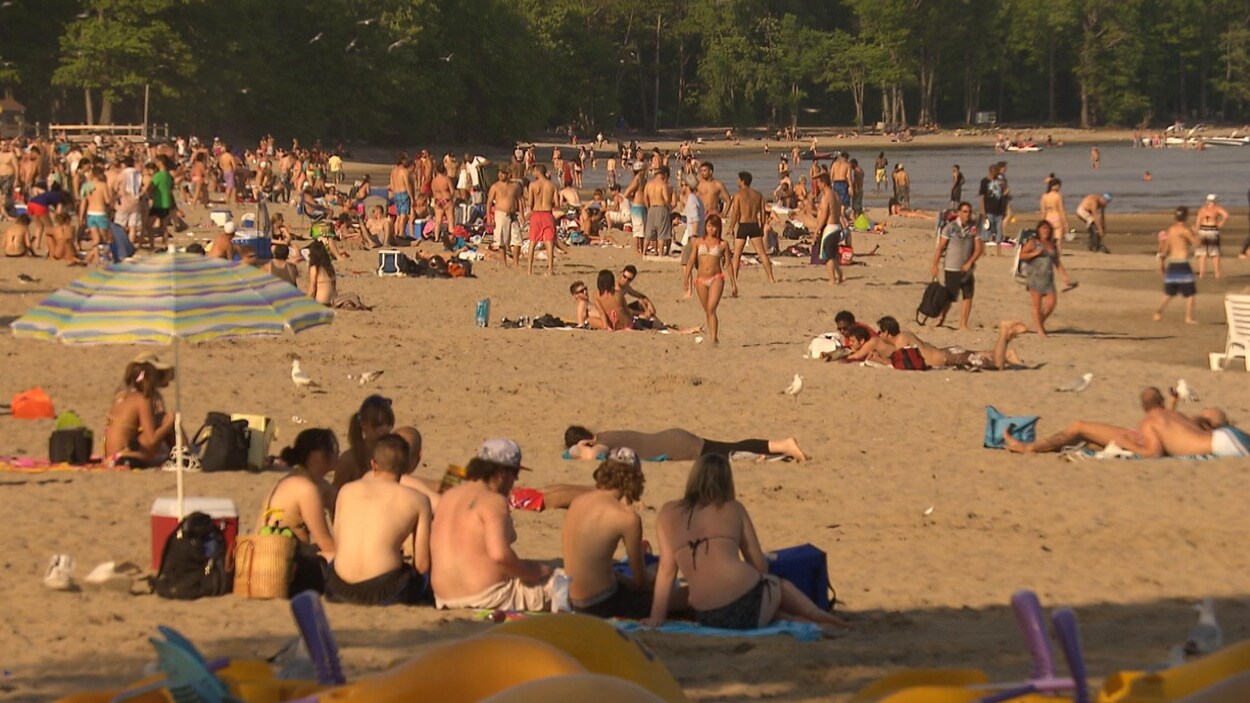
[776,437,810,462]
[1002,320,1029,338]
[1152,312,1163,322]
[1185,318,1198,324]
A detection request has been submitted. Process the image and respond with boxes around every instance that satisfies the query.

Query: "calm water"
[587,142,1250,214]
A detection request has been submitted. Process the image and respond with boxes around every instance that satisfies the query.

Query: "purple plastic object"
[975,684,1039,703]
[1051,608,1091,703]
[1011,590,1055,680]
[290,590,346,686]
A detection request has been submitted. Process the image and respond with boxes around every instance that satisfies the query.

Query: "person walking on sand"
[950,164,965,211]
[978,163,1006,254]
[642,454,850,631]
[931,201,984,330]
[623,162,647,256]
[1090,146,1101,170]
[892,164,911,209]
[1018,221,1073,337]
[487,168,522,267]
[696,161,732,218]
[813,174,843,285]
[682,213,737,345]
[643,165,675,257]
[1039,178,1070,245]
[526,164,558,276]
[1155,206,1199,324]
[1195,194,1229,279]
[725,171,776,283]
[829,151,852,209]
[873,152,888,193]
[389,154,415,241]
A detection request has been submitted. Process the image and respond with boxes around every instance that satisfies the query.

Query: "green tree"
[53,0,193,125]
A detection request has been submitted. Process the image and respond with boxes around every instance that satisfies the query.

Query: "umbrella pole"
[174,336,185,519]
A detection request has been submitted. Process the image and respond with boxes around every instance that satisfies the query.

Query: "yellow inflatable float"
[493,614,688,703]
[478,673,666,703]
[1097,639,1250,703]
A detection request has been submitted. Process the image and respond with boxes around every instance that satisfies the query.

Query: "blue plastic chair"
[290,590,346,685]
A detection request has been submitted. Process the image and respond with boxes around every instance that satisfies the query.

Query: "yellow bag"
[233,533,295,600]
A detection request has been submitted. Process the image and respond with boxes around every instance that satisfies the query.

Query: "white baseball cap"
[224,221,237,235]
[477,438,531,471]
[1206,193,1218,201]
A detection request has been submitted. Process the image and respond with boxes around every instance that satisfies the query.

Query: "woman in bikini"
[593,268,634,331]
[334,394,395,492]
[103,356,177,468]
[306,240,368,309]
[1019,220,1072,337]
[1038,178,1069,248]
[258,428,339,593]
[643,454,850,631]
[681,213,738,345]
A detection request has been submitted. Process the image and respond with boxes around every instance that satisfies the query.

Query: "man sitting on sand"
[4,214,33,256]
[326,434,433,606]
[571,280,605,329]
[562,447,684,619]
[1005,387,1250,458]
[430,439,557,611]
[564,426,808,462]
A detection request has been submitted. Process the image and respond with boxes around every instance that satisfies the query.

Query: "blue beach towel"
[613,619,822,642]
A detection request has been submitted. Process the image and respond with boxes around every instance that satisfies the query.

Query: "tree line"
[1,0,1249,144]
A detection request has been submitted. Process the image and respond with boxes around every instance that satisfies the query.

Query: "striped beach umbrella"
[11,249,332,344]
[10,249,333,514]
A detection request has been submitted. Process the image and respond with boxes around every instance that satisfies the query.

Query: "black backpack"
[153,512,232,600]
[916,280,952,325]
[193,412,251,472]
[49,427,93,464]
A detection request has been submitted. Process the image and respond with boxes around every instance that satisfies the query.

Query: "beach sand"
[2,193,1249,701]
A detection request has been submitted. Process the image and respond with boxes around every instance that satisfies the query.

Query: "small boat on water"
[1004,144,1042,153]
[1202,136,1250,147]
[805,150,835,160]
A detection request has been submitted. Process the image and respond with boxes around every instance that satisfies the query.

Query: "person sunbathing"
[564,426,808,462]
[1006,387,1249,458]
[642,454,850,630]
[326,434,433,606]
[562,448,686,619]
[103,354,177,468]
[872,316,1029,370]
[259,428,339,593]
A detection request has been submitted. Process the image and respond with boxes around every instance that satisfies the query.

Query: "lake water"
[596,142,1250,214]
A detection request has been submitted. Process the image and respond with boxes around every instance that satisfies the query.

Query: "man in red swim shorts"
[526,163,559,275]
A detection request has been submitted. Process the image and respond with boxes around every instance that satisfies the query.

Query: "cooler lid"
[150,496,238,518]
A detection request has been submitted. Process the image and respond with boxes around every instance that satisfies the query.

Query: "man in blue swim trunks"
[389,154,415,240]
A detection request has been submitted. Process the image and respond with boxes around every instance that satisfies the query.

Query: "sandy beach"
[2,190,1250,701]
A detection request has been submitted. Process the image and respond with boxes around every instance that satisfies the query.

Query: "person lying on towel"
[1005,387,1249,458]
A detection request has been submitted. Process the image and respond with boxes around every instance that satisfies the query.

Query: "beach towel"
[560,450,784,463]
[613,619,822,642]
[984,406,1039,449]
[0,456,121,473]
[1063,446,1221,462]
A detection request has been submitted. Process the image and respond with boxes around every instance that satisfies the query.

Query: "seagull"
[308,32,324,44]
[1055,372,1093,393]
[17,273,38,284]
[357,369,384,386]
[344,37,358,52]
[356,16,377,25]
[1175,379,1199,402]
[782,374,804,398]
[291,359,317,392]
[387,38,410,52]
[1182,599,1223,658]
[439,52,454,62]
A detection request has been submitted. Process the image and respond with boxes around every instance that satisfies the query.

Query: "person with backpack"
[930,201,985,330]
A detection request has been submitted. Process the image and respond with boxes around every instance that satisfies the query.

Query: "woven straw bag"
[233,533,295,599]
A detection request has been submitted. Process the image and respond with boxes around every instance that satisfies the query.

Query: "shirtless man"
[1155,206,1200,323]
[210,221,237,260]
[526,164,558,275]
[218,145,239,205]
[0,141,17,213]
[623,162,647,255]
[389,155,415,241]
[892,164,911,209]
[3,214,33,256]
[430,163,455,240]
[430,439,555,611]
[812,174,843,285]
[725,171,776,283]
[1075,192,1112,253]
[643,165,675,256]
[875,316,1029,370]
[873,152,888,193]
[327,434,433,606]
[1006,387,1250,458]
[1195,193,1229,279]
[562,448,666,620]
[829,151,852,209]
[82,166,112,265]
[570,280,605,329]
[618,264,657,320]
[487,168,523,266]
[416,150,434,201]
[695,161,732,218]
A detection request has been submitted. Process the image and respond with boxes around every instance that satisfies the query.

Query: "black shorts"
[943,269,974,300]
[573,584,653,620]
[325,565,429,606]
[150,207,171,219]
[736,222,763,240]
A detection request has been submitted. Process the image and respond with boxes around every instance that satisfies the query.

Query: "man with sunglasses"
[570,280,604,329]
[931,201,985,330]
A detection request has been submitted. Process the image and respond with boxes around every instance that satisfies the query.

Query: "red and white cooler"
[150,497,239,571]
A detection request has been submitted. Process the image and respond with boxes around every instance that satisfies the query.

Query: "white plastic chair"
[1212,294,1250,371]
